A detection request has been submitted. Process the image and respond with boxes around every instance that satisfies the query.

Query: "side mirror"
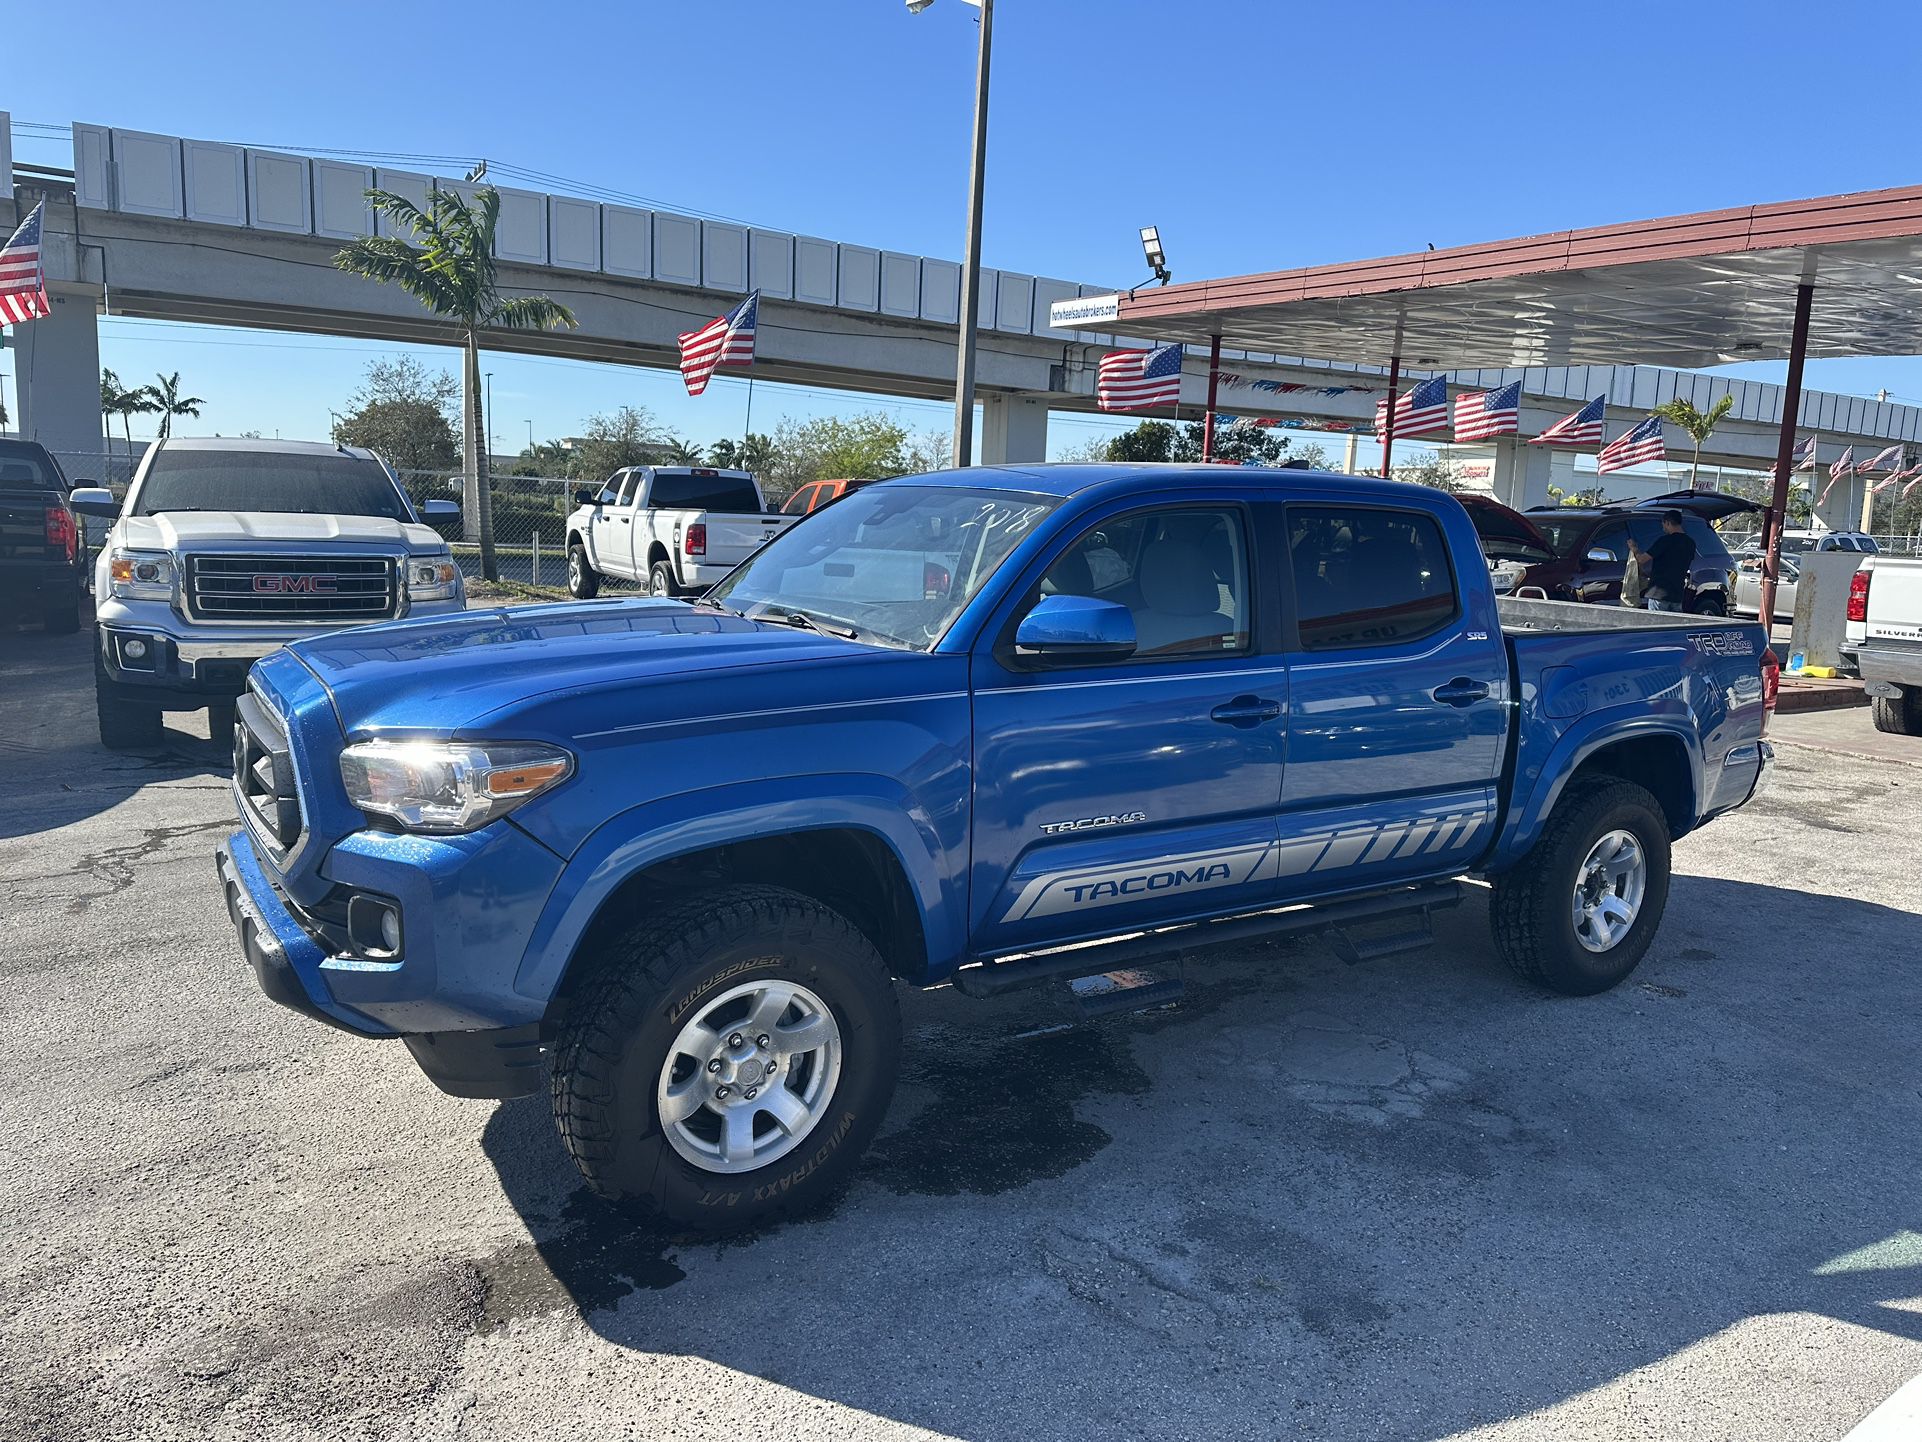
[1585,548,1616,564]
[419,498,460,520]
[1015,594,1136,662]
[573,488,597,507]
[69,486,119,519]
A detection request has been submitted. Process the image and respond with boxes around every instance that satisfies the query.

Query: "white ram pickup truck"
[1844,554,1922,735]
[71,437,467,750]
[563,466,794,599]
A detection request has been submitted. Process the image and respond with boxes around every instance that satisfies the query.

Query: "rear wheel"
[649,558,680,599]
[1490,778,1671,995]
[41,600,80,635]
[1870,689,1922,736]
[550,884,901,1231]
[567,542,600,599]
[1689,590,1728,617]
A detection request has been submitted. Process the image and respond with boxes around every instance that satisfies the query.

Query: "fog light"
[122,637,148,660]
[345,893,403,960]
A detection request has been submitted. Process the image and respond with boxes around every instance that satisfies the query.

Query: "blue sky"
[9,0,1922,462]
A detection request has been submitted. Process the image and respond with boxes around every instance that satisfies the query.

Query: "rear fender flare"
[1495,713,1702,863]
[513,773,962,1003]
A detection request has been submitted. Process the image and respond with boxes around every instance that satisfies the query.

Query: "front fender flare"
[513,772,963,1004]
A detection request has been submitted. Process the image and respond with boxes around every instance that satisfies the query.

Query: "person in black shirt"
[1635,510,1697,612]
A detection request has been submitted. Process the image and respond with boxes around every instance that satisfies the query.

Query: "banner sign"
[1049,293,1121,329]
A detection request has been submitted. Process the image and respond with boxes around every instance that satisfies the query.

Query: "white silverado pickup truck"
[1846,554,1922,735]
[564,466,794,599]
[71,437,467,749]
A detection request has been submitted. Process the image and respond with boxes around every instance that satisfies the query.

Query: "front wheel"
[549,885,901,1231]
[1489,778,1671,995]
[567,543,600,599]
[95,667,164,750]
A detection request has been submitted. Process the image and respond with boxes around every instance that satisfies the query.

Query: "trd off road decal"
[1000,809,1490,923]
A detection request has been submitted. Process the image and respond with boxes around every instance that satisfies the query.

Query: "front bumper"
[97,594,467,698]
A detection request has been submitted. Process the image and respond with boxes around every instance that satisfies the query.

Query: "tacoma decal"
[1000,809,1490,922]
[1040,811,1147,835]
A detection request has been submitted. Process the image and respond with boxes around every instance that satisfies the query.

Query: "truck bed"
[1497,595,1741,635]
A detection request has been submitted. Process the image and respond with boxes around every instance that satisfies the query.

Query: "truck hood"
[285,598,874,736]
[116,511,447,552]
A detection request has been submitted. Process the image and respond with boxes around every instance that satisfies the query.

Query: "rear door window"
[1288,506,1459,651]
[782,484,817,516]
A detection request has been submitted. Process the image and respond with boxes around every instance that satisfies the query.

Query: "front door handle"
[1432,677,1491,707]
[1211,695,1283,728]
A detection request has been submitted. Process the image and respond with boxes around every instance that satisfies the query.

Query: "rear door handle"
[1432,677,1491,707]
[1211,696,1283,728]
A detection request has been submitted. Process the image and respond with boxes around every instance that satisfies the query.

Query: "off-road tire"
[567,542,600,599]
[649,559,680,599]
[1489,778,1671,996]
[94,658,164,750]
[550,884,901,1231]
[41,601,80,635]
[1871,689,1922,736]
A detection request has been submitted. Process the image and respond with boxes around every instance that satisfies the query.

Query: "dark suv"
[0,438,86,634]
[1463,490,1755,616]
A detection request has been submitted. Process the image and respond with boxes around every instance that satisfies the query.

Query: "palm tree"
[1652,394,1736,490]
[660,437,705,466]
[145,372,205,441]
[739,433,775,476]
[334,186,577,579]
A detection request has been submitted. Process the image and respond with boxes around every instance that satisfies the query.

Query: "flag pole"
[743,376,755,449]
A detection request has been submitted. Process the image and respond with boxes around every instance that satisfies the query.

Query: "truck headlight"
[108,548,175,601]
[339,740,573,833]
[407,557,462,602]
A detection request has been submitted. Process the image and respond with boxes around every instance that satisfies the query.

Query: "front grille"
[187,553,396,623]
[234,692,302,859]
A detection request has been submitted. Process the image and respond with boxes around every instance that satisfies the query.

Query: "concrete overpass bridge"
[6,115,1919,526]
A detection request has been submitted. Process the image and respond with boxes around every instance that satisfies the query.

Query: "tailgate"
[698,512,792,562]
[1866,560,1922,644]
[0,490,59,563]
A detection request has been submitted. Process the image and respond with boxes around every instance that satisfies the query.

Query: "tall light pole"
[485,371,495,456]
[909,0,992,467]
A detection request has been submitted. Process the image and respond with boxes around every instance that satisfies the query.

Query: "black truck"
[0,438,86,634]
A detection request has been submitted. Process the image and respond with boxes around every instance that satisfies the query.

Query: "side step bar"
[952,881,1465,999]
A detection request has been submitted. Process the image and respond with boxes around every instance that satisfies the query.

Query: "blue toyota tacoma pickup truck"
[215,465,1777,1227]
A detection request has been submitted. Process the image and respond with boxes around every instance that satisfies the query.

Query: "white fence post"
[532,531,541,587]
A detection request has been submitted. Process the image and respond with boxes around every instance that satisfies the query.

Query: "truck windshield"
[705,484,1055,652]
[134,451,413,520]
[649,473,762,512]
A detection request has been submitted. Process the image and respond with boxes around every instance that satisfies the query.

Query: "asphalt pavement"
[2,618,1919,1442]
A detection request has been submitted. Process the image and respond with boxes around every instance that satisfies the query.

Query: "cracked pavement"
[2,619,1920,1441]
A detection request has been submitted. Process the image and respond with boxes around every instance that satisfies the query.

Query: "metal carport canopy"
[1112,182,1922,620]
[1113,184,1922,369]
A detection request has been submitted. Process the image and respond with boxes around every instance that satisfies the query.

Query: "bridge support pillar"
[1488,436,1554,510]
[978,394,1048,466]
[14,285,104,483]
[1812,469,1867,535]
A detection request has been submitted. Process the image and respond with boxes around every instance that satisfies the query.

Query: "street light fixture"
[909,0,992,467]
[1139,226,1171,286]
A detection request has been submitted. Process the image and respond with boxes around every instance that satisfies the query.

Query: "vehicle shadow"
[475,875,1922,1440]
[0,611,228,842]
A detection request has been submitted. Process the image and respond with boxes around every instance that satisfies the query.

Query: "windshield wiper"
[764,608,859,640]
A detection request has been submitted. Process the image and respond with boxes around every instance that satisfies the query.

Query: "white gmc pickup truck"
[71,437,467,749]
[1844,554,1922,735]
[564,466,794,599]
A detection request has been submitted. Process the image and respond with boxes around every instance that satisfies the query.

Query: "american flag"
[1597,415,1666,475]
[677,292,759,396]
[1373,375,1450,438]
[1860,443,1904,475]
[1816,445,1854,505]
[1452,382,1522,441]
[1096,343,1184,412]
[1791,434,1818,470]
[1901,464,1922,498]
[0,202,50,326]
[1531,395,1607,447]
[1874,454,1916,492]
